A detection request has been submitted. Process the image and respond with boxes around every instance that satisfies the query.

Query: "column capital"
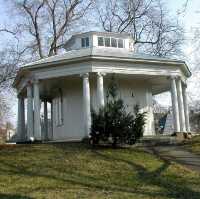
[169,75,179,80]
[80,73,89,78]
[97,72,106,77]
[173,76,186,84]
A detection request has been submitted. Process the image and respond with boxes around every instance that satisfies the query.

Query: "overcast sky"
[155,0,200,106]
[0,0,199,125]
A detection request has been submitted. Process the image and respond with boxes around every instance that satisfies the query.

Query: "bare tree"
[0,93,11,124]
[0,48,24,89]
[0,0,94,89]
[96,0,184,56]
[0,0,93,123]
[0,25,24,89]
[0,44,24,124]
[9,0,94,59]
[177,0,190,15]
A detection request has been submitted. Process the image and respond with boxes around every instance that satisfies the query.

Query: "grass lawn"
[183,135,200,155]
[0,143,200,199]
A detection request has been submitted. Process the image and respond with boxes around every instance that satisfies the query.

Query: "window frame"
[111,38,117,47]
[104,37,111,47]
[81,37,90,48]
[97,36,125,49]
[98,37,104,46]
[118,38,124,48]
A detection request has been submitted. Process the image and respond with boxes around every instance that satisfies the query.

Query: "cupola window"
[81,37,89,48]
[98,37,104,46]
[98,37,124,48]
[105,37,111,47]
[111,38,117,47]
[118,39,124,48]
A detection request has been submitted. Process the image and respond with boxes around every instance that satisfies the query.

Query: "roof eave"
[13,55,191,88]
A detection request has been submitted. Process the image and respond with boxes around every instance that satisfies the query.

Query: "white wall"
[115,77,155,136]
[52,75,155,141]
[52,78,85,141]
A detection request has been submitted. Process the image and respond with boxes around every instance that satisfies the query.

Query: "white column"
[50,101,53,140]
[170,77,180,132]
[176,78,186,132]
[27,83,34,140]
[44,100,48,140]
[33,79,41,140]
[82,73,91,137]
[17,95,25,141]
[21,98,25,140]
[182,84,190,132]
[97,72,105,108]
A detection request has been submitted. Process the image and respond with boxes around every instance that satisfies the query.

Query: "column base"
[173,132,192,140]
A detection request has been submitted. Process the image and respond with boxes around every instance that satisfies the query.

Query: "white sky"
[154,0,200,107]
[0,0,199,125]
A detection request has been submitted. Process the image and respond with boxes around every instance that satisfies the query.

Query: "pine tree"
[90,76,146,147]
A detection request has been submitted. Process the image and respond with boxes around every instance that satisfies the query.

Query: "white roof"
[21,47,191,77]
[23,47,186,67]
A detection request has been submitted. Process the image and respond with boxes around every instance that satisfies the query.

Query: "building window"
[111,38,117,47]
[105,37,111,47]
[97,36,124,48]
[55,88,63,126]
[98,37,104,46]
[81,37,89,48]
[118,39,124,48]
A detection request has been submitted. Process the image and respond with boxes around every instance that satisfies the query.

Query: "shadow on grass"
[0,193,32,199]
[93,149,200,199]
[0,143,200,199]
[94,145,200,198]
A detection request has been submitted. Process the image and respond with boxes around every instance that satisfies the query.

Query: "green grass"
[0,143,200,199]
[184,135,200,155]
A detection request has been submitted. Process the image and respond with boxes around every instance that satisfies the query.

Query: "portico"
[13,31,191,142]
[170,76,190,133]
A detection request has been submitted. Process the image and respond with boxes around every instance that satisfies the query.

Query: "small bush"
[90,77,146,147]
